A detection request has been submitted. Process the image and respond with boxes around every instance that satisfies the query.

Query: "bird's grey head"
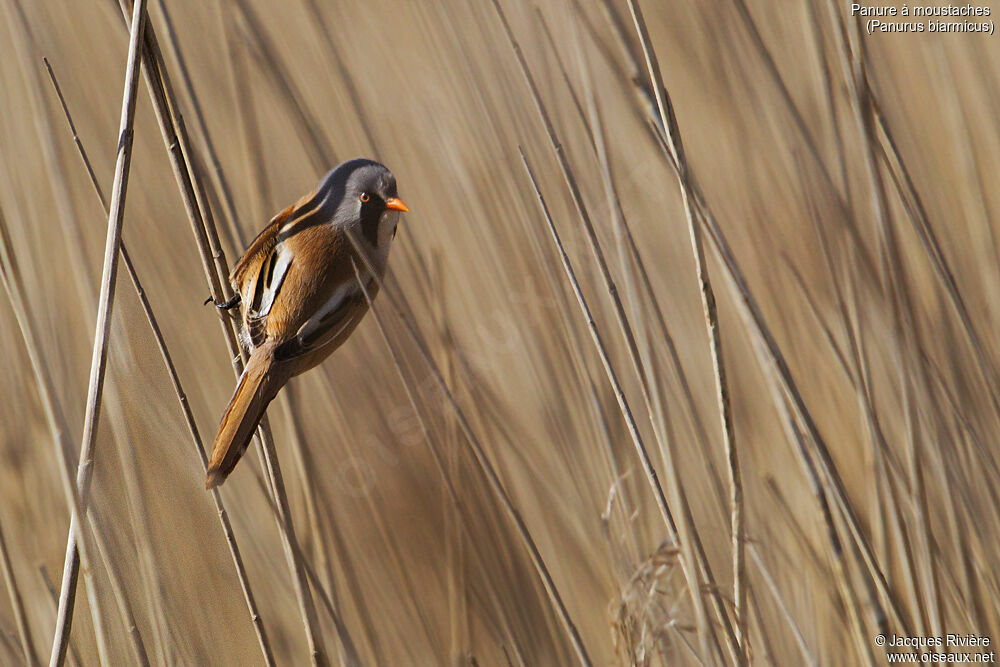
[318,158,407,248]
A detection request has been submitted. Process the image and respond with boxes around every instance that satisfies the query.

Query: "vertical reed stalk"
[245,473,361,667]
[110,3,330,661]
[155,0,245,251]
[623,2,746,660]
[492,5,739,660]
[352,263,534,665]
[0,516,38,666]
[230,0,336,171]
[43,59,277,666]
[36,570,80,667]
[346,231,593,666]
[0,207,107,666]
[48,1,148,662]
[641,51,910,643]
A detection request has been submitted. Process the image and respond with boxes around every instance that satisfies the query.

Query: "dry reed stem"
[762,480,838,604]
[441,337,516,663]
[218,33,340,645]
[623,2,746,661]
[438,290,469,664]
[109,3,330,661]
[785,256,915,508]
[517,149,711,663]
[769,356,873,663]
[797,158,929,641]
[424,270,464,663]
[216,9,261,214]
[747,544,814,667]
[245,472,361,667]
[42,60,277,666]
[301,0,381,154]
[297,373,442,661]
[840,23,1000,427]
[213,17,366,653]
[641,61,911,643]
[492,5,736,660]
[760,355,874,665]
[794,144,918,634]
[144,26,331,660]
[345,231,593,666]
[0,198,109,665]
[496,0,678,532]
[421,328,568,664]
[747,581,776,666]
[46,2,147,663]
[36,570,80,667]
[538,12,733,569]
[570,8,663,502]
[729,0,879,284]
[572,21,740,664]
[232,41,369,656]
[0,625,22,665]
[283,380,434,665]
[352,262,535,664]
[370,345,567,661]
[155,0,245,251]
[875,117,1000,420]
[229,0,336,171]
[588,25,884,647]
[220,8,271,224]
[277,387,353,658]
[919,350,1000,521]
[0,516,38,666]
[84,512,149,666]
[804,0,855,224]
[755,19,993,632]
[836,9,943,638]
[842,265,925,641]
[847,13,985,636]
[38,51,171,662]
[129,244,279,665]
[1,4,159,662]
[310,474,388,665]
[495,23,645,563]
[857,31,939,643]
[128,10,296,576]
[282,263,438,657]
[106,0,235,356]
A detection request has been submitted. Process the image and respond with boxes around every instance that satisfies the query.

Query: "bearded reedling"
[205,159,408,488]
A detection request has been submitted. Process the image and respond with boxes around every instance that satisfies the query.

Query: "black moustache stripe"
[360,200,381,246]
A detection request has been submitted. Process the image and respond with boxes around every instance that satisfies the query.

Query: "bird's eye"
[359,192,370,203]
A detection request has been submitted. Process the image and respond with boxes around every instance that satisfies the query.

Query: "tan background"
[0,0,998,664]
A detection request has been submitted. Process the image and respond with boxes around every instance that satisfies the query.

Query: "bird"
[205,158,408,489]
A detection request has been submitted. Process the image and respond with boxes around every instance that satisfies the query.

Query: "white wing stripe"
[257,245,292,317]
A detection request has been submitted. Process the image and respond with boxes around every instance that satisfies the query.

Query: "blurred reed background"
[0,0,998,664]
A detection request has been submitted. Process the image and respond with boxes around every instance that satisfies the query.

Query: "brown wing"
[230,191,317,349]
[231,191,378,363]
[230,191,314,292]
[274,288,370,362]
[265,225,356,342]
[265,228,379,367]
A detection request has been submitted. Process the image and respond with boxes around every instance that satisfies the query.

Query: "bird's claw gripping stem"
[204,293,241,310]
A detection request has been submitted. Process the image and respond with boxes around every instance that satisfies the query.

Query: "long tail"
[206,346,287,489]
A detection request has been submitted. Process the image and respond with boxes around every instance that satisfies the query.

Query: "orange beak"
[385,197,409,212]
